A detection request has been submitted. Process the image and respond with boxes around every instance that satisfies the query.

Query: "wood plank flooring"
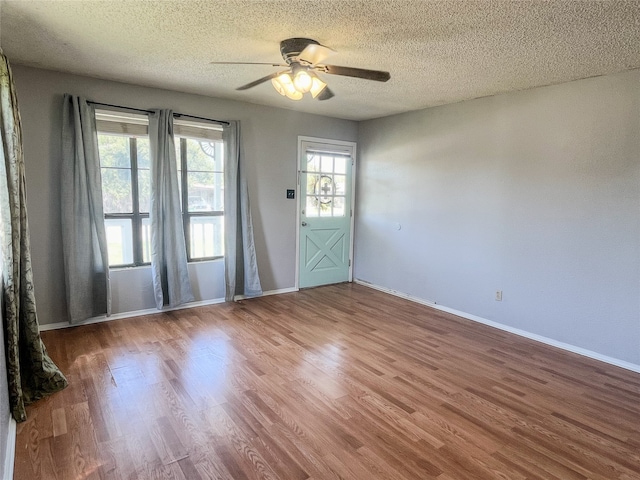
[13,283,640,479]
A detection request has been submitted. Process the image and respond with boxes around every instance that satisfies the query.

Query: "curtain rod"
[87,101,230,126]
[174,112,230,126]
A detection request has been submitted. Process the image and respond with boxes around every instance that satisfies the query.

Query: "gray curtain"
[0,50,67,422]
[61,94,111,323]
[223,120,262,301]
[148,109,194,308]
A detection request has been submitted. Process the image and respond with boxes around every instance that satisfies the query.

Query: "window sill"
[110,257,223,272]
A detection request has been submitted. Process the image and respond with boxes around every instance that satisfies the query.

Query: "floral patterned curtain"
[0,51,67,421]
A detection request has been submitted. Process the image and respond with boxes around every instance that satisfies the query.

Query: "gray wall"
[11,63,640,367]
[12,65,358,324]
[356,69,640,366]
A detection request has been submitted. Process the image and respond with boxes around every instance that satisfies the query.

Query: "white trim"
[38,288,298,332]
[354,279,640,374]
[3,417,15,480]
[39,297,226,331]
[296,136,357,289]
[235,287,298,301]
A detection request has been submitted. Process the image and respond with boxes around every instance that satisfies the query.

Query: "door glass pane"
[334,156,347,174]
[333,196,345,217]
[320,199,334,217]
[334,174,346,195]
[321,156,333,173]
[317,175,334,200]
[189,216,223,258]
[307,174,319,195]
[303,151,352,219]
[307,154,320,172]
[306,196,319,217]
[105,218,134,265]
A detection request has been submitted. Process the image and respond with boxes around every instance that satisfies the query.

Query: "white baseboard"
[354,279,640,374]
[4,417,15,480]
[39,288,299,332]
[235,287,298,300]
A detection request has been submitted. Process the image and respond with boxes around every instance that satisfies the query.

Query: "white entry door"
[298,138,355,289]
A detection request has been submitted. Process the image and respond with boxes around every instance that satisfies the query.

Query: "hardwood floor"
[14,283,640,479]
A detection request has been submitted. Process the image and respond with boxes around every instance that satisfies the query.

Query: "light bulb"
[284,88,303,100]
[293,70,313,93]
[271,73,303,100]
[271,77,287,96]
[310,76,328,98]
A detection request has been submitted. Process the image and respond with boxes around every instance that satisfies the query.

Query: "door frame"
[295,136,357,290]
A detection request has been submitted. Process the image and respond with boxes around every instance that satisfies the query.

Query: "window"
[175,130,224,261]
[96,111,224,267]
[304,151,349,217]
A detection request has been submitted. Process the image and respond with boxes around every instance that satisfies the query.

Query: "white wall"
[12,65,358,324]
[356,69,640,366]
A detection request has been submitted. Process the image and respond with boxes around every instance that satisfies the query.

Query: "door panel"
[299,142,354,289]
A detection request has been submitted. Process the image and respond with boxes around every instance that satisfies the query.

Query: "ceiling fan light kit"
[213,38,390,102]
[271,70,328,100]
[271,73,303,100]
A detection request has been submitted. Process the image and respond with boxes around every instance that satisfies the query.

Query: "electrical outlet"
[495,290,503,301]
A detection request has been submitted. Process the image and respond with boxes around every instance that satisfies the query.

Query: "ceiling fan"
[211,38,390,101]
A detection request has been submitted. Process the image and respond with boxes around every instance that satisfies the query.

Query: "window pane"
[98,134,130,168]
[105,218,134,265]
[188,172,223,211]
[176,139,182,203]
[213,141,224,172]
[175,139,182,169]
[189,215,223,259]
[101,168,132,213]
[186,138,218,171]
[137,137,150,169]
[141,217,151,263]
[138,168,150,213]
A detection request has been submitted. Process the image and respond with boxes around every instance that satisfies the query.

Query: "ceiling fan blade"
[316,87,335,101]
[299,43,336,65]
[211,61,287,67]
[319,65,390,82]
[236,72,283,91]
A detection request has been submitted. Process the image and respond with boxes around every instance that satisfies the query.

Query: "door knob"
[301,222,308,227]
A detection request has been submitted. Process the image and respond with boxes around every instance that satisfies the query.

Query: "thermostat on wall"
[286,189,295,199]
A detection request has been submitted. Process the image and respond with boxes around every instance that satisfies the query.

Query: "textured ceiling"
[1,1,639,121]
